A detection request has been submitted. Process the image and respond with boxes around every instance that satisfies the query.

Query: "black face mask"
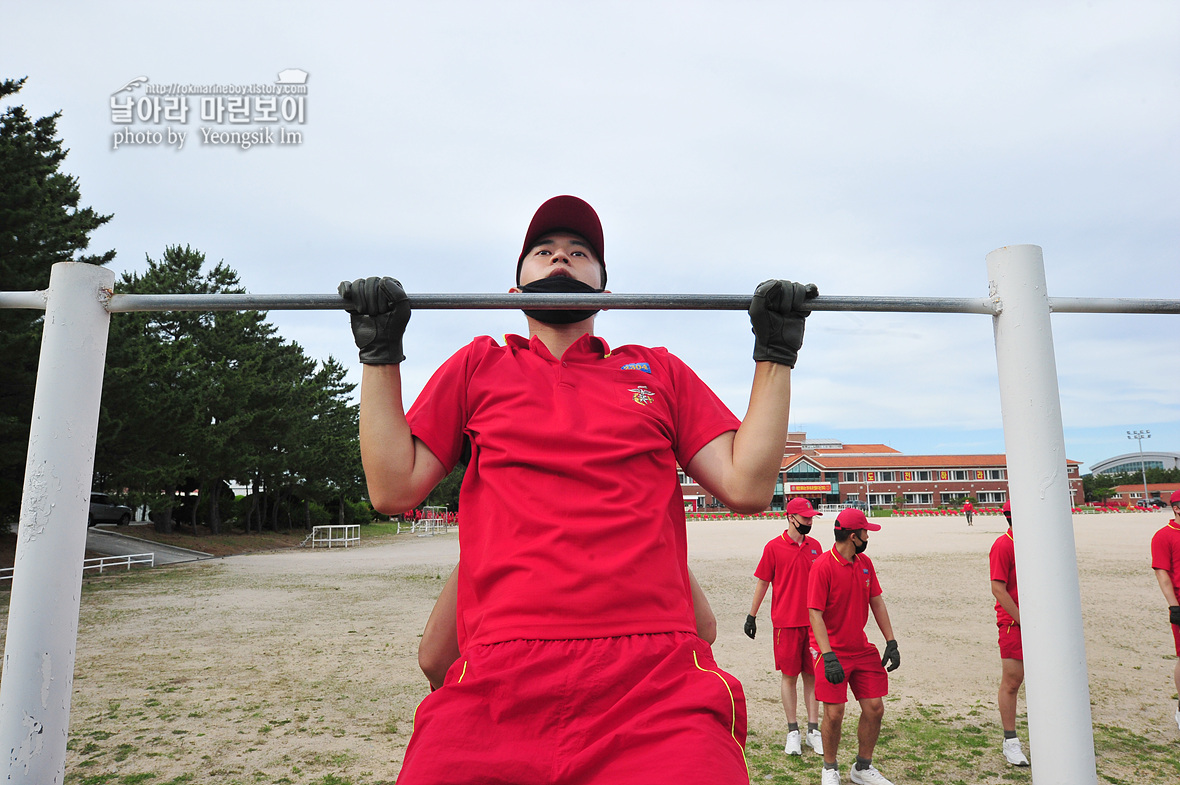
[519,276,603,324]
[853,535,868,555]
[794,520,813,536]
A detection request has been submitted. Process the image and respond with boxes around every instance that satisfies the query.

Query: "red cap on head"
[1169,490,1180,506]
[1002,501,1012,513]
[786,497,822,517]
[517,195,606,286]
[834,508,881,531]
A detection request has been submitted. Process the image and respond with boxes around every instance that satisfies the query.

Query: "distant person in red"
[962,499,974,526]
[990,500,1029,766]
[341,195,819,783]
[1150,490,1180,733]
[807,508,899,785]
[745,497,825,756]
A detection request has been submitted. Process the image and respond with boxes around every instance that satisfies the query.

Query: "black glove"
[339,277,411,364]
[749,279,819,368]
[744,614,757,639]
[1170,606,1180,626]
[881,639,900,672]
[822,651,844,684]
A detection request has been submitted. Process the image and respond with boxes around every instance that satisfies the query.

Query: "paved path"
[86,526,212,565]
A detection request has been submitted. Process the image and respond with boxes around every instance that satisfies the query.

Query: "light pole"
[1127,429,1151,506]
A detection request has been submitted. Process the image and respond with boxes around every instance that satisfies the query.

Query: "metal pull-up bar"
[6,245,1163,784]
[2,290,1179,315]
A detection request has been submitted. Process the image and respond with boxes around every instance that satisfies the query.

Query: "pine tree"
[0,77,114,521]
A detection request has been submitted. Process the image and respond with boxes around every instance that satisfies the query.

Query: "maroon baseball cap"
[516,195,606,286]
[834,508,881,531]
[786,497,822,517]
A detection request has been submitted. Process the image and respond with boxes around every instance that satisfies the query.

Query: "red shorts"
[810,646,888,704]
[998,623,1023,660]
[398,632,748,785]
[774,627,810,676]
[1171,621,1180,657]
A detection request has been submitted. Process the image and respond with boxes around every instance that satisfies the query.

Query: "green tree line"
[0,77,114,518]
[1082,467,1180,503]
[96,245,370,534]
[1,76,418,533]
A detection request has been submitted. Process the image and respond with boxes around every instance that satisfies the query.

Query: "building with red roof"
[679,431,1085,513]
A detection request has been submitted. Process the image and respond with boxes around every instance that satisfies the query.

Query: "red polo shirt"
[807,547,882,656]
[754,531,823,628]
[989,529,1019,626]
[407,334,741,649]
[1151,520,1180,592]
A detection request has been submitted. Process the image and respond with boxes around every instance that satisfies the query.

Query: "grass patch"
[744,705,1180,785]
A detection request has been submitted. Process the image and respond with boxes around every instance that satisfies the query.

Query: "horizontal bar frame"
[3,290,1180,316]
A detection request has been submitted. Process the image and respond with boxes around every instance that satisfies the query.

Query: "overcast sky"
[5,1,1178,474]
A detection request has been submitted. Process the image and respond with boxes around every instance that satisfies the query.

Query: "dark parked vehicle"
[1143,497,1167,509]
[89,493,132,526]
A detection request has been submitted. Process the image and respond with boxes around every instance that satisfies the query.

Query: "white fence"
[310,524,360,548]
[1,552,155,583]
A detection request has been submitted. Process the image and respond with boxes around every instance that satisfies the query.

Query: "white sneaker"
[807,728,824,754]
[1174,708,1180,732]
[849,764,895,785]
[784,729,802,755]
[821,767,841,785]
[1003,737,1030,767]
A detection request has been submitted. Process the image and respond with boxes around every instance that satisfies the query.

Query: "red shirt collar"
[505,332,610,361]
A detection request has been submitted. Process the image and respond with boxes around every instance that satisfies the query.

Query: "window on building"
[786,462,822,480]
[979,491,1007,504]
[877,471,893,482]
[904,493,933,505]
[987,469,1005,480]
[952,470,968,481]
[912,470,930,481]
[843,471,859,482]
[940,492,965,504]
[846,494,860,501]
[868,494,892,507]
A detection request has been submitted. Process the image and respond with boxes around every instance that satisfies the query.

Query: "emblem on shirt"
[630,385,656,406]
[620,362,652,374]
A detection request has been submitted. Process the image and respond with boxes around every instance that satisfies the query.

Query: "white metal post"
[0,262,115,783]
[987,245,1097,784]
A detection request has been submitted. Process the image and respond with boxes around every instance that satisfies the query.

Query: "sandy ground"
[2,510,1176,783]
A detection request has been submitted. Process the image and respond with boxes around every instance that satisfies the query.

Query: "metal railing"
[310,524,360,548]
[1,552,155,583]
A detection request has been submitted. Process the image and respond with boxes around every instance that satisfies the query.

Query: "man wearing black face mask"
[747,497,825,756]
[807,508,899,785]
[340,195,818,784]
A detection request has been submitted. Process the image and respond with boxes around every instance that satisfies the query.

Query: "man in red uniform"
[340,195,818,784]
[1151,489,1180,732]
[962,498,974,526]
[746,497,825,756]
[990,500,1030,766]
[807,508,899,785]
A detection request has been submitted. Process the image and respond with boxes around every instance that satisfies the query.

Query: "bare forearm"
[418,565,461,690]
[730,362,792,507]
[991,580,1021,625]
[688,363,792,513]
[869,595,895,641]
[688,569,717,644]
[809,608,832,653]
[749,579,770,616]
[359,364,440,512]
[1156,569,1179,606]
